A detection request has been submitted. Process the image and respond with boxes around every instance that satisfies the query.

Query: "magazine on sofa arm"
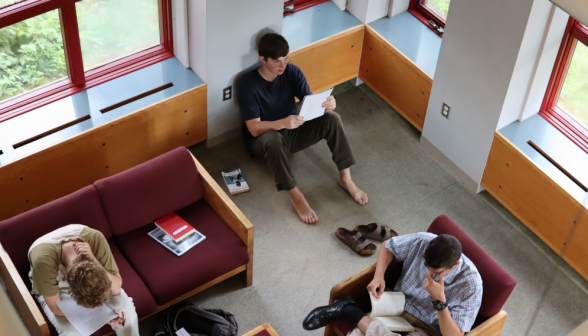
[148,227,206,257]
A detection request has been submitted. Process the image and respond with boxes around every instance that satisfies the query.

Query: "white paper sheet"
[56,295,118,336]
[299,87,334,121]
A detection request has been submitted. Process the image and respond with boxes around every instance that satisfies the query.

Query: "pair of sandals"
[336,223,398,256]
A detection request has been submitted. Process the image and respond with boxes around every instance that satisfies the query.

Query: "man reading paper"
[238,33,367,224]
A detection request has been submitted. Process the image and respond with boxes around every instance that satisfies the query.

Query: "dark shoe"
[302,297,358,330]
[336,228,377,256]
[354,223,398,242]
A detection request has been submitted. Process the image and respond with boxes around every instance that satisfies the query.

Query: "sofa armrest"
[190,153,254,285]
[329,263,376,305]
[467,311,507,336]
[0,243,49,336]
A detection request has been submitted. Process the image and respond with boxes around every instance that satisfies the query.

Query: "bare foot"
[291,196,319,224]
[339,179,368,205]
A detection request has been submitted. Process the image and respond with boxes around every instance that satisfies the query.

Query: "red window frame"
[539,17,588,154]
[283,0,330,16]
[408,0,445,37]
[0,0,174,123]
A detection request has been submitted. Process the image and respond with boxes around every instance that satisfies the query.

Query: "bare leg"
[288,187,319,224]
[357,316,374,334]
[339,168,368,205]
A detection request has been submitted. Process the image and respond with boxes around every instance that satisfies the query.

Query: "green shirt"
[28,225,119,297]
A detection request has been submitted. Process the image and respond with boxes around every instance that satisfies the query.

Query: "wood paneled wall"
[359,26,432,131]
[481,132,588,280]
[0,84,207,221]
[290,25,364,94]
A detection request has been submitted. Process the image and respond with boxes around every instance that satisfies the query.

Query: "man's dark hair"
[258,33,289,61]
[423,234,462,269]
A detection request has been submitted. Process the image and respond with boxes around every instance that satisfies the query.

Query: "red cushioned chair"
[325,215,516,336]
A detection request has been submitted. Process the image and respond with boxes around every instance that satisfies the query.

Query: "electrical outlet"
[223,86,232,101]
[441,102,450,118]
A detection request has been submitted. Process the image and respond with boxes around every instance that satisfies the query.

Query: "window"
[540,17,588,154]
[283,0,330,16]
[0,0,173,122]
[408,0,450,36]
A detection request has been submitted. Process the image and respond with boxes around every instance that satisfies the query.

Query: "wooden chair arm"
[467,311,507,336]
[329,263,376,304]
[190,153,254,247]
[0,243,49,336]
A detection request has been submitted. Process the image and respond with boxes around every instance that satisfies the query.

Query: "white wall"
[187,0,206,81]
[202,0,283,146]
[421,0,537,191]
[331,0,346,11]
[172,0,190,68]
[348,0,391,23]
[497,0,560,130]
[389,0,410,17]
[519,6,569,121]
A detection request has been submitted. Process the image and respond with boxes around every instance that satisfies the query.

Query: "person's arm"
[43,294,65,317]
[245,116,304,137]
[366,239,395,299]
[74,243,122,296]
[423,272,465,336]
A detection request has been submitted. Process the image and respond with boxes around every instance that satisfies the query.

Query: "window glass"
[425,0,450,19]
[0,9,67,103]
[557,40,588,130]
[76,0,161,71]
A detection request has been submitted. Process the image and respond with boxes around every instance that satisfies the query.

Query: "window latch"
[429,20,444,34]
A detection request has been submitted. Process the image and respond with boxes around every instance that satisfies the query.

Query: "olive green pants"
[248,111,356,191]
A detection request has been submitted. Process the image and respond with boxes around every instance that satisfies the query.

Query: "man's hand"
[107,309,126,328]
[424,271,446,302]
[73,243,97,263]
[322,96,336,112]
[367,276,386,299]
[282,115,305,129]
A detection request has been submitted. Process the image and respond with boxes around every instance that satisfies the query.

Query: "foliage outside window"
[557,40,588,130]
[424,0,450,20]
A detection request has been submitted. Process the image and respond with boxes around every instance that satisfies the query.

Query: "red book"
[155,212,195,243]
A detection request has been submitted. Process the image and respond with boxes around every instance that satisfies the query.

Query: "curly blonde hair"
[66,255,112,308]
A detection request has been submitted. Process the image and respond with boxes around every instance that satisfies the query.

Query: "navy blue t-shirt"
[238,63,312,140]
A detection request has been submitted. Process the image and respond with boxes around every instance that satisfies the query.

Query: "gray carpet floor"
[2,81,587,336]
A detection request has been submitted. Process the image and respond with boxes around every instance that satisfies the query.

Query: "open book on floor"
[222,168,249,195]
[369,291,415,332]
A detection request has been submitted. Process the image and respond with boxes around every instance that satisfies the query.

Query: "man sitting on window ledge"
[28,224,138,336]
[302,233,483,335]
[237,33,368,224]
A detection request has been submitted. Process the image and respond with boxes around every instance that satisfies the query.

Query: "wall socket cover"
[441,102,450,118]
[223,86,232,101]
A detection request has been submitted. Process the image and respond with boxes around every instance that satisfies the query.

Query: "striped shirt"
[385,232,483,332]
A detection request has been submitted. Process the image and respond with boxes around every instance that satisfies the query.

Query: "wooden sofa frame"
[0,153,254,336]
[324,264,508,336]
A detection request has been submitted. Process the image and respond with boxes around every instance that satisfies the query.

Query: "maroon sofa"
[327,214,517,336]
[0,147,254,336]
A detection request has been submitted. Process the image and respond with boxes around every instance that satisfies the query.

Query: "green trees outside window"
[558,41,588,130]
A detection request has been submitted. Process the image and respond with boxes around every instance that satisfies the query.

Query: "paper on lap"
[56,295,118,336]
[299,87,334,121]
[369,291,415,332]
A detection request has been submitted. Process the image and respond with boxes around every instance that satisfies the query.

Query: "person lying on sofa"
[302,233,483,336]
[28,224,138,336]
[238,32,368,224]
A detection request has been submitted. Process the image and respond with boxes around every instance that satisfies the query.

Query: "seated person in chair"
[238,32,368,224]
[303,233,483,336]
[28,224,138,336]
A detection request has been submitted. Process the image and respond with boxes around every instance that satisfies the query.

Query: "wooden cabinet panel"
[564,211,588,280]
[481,132,579,256]
[290,26,364,94]
[0,84,207,221]
[359,26,432,132]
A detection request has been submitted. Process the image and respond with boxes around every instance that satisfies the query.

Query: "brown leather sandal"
[336,228,377,256]
[353,223,398,242]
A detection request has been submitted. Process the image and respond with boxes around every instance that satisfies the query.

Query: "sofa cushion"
[427,215,516,319]
[0,185,111,280]
[108,239,158,318]
[94,147,204,236]
[114,199,250,305]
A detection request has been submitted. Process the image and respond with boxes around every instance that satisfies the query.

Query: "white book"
[56,295,118,336]
[369,291,415,332]
[222,169,250,195]
[148,227,206,257]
